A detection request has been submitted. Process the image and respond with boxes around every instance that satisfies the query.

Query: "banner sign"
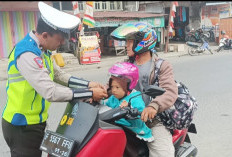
[79,35,101,64]
[94,17,164,28]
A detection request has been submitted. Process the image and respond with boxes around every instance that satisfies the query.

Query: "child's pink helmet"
[109,62,139,91]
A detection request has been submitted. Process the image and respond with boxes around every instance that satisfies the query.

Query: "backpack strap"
[154,59,164,86]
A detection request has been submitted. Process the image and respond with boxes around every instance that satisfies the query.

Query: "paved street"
[0,50,232,156]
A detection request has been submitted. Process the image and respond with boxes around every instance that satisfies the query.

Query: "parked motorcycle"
[186,37,213,56]
[185,28,209,43]
[216,33,232,52]
[40,85,198,157]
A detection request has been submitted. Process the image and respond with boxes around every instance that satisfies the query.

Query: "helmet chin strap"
[135,55,139,60]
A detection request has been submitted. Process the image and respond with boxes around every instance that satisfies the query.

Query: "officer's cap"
[38,2,80,34]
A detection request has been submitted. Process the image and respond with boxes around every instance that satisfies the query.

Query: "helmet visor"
[111,23,139,40]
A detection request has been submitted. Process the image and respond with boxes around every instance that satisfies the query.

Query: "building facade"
[55,1,166,54]
[201,2,232,42]
[0,1,216,58]
[0,2,53,58]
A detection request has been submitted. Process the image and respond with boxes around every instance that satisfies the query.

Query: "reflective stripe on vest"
[2,46,54,126]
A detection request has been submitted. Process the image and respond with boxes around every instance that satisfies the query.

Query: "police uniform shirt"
[16,31,73,102]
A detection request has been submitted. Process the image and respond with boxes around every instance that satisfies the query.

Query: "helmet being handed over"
[111,22,157,54]
[109,62,139,91]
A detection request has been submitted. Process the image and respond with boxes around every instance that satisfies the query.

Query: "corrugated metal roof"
[0,2,52,11]
[206,2,229,6]
[93,11,167,18]
[64,10,167,18]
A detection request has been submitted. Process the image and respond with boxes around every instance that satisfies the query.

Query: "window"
[78,1,84,11]
[110,1,115,10]
[117,1,122,10]
[61,2,72,10]
[102,1,107,10]
[95,1,100,10]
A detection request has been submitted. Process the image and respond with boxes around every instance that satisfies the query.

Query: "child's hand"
[120,100,128,108]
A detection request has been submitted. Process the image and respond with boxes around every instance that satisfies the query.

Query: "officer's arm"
[17,52,92,102]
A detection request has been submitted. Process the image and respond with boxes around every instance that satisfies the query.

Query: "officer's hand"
[89,87,108,102]
[89,81,105,90]
[104,83,109,91]
[141,106,157,122]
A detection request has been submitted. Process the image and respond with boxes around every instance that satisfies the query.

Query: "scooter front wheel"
[188,47,198,56]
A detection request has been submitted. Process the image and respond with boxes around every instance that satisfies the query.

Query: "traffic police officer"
[1,2,108,157]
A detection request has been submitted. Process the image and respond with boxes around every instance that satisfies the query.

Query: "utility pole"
[59,1,62,11]
[135,1,139,11]
[165,2,174,53]
[76,2,86,63]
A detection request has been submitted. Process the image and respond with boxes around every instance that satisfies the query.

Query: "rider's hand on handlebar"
[89,87,108,102]
[141,106,157,122]
[120,100,128,108]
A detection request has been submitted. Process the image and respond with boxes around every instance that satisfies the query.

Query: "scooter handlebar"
[123,107,141,120]
[99,107,141,122]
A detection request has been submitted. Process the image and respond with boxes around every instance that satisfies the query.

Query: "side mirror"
[143,85,166,98]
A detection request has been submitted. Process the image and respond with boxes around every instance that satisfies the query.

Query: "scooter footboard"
[123,126,149,157]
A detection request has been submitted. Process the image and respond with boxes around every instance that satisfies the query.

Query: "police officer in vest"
[1,2,108,157]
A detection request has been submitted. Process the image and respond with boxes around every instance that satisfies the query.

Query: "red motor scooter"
[40,85,197,157]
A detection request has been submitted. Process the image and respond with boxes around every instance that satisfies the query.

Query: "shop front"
[165,6,190,42]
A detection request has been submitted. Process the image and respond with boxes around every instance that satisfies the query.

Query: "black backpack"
[153,59,198,130]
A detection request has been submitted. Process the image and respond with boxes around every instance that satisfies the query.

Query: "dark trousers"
[2,118,46,157]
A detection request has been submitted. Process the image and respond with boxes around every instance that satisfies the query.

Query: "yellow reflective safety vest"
[2,33,54,125]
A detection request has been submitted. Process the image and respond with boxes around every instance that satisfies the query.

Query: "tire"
[206,32,211,41]
[188,47,198,56]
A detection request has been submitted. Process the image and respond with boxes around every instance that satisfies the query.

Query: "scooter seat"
[186,41,201,47]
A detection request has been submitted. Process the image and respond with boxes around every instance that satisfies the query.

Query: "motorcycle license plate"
[40,130,75,157]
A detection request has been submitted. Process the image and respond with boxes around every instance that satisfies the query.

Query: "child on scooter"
[101,62,154,142]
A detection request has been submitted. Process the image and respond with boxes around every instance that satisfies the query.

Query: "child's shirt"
[104,90,145,112]
[102,90,154,142]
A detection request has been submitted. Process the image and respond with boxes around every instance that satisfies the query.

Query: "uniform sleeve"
[53,59,71,86]
[17,52,73,102]
[149,60,178,113]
